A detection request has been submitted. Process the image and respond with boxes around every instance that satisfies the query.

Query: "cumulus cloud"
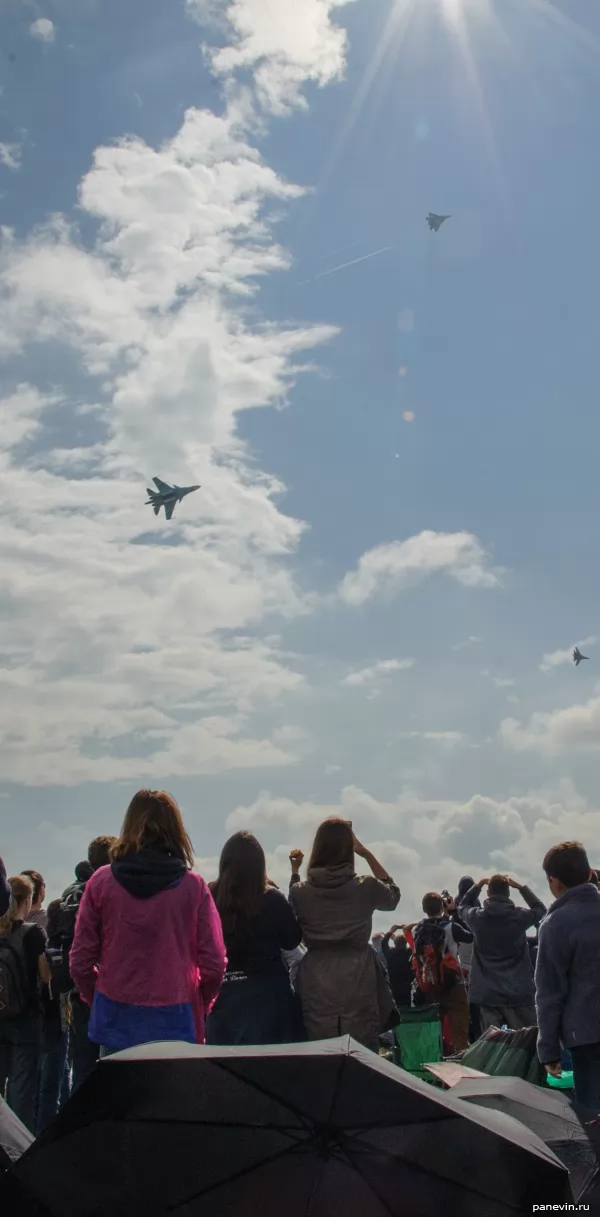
[399,731,465,746]
[339,531,500,606]
[480,670,516,689]
[452,635,481,651]
[190,0,357,115]
[10,779,595,917]
[221,781,594,921]
[342,658,414,686]
[0,384,58,452]
[0,19,347,785]
[29,18,55,42]
[540,637,596,673]
[501,696,600,756]
[0,143,22,172]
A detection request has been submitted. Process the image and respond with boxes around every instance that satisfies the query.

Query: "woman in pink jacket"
[69,789,226,1056]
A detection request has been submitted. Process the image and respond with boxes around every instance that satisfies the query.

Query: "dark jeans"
[0,1013,42,1133]
[571,1043,600,1112]
[206,969,303,1046]
[469,1003,482,1043]
[480,1004,536,1031]
[70,996,98,1094]
[36,1021,70,1134]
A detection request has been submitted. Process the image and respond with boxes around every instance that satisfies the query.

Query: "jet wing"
[164,500,176,520]
[153,477,172,493]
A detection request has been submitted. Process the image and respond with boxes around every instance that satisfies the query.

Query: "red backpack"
[406,920,462,1002]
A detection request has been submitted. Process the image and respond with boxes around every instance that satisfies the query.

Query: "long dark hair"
[308,818,354,870]
[210,832,267,944]
[111,790,194,867]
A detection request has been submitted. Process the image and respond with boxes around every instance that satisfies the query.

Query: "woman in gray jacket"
[289,819,400,1049]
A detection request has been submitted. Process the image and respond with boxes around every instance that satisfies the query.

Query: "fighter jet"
[145,477,200,520]
[426,213,451,232]
[573,647,589,666]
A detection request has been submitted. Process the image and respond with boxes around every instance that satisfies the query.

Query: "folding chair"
[393,1004,443,1082]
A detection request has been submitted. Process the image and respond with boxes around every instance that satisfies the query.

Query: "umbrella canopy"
[1,1038,570,1217]
[0,1096,34,1172]
[451,1076,597,1201]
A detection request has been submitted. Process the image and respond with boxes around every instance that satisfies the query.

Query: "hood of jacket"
[74,860,93,883]
[482,895,516,916]
[550,882,600,914]
[456,875,476,904]
[111,849,187,899]
[307,863,356,889]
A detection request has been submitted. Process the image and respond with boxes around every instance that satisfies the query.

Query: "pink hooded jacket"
[70,865,226,1043]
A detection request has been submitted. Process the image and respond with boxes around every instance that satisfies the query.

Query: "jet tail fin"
[153,504,160,515]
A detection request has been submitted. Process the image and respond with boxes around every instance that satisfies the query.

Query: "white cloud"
[29,18,55,42]
[400,731,465,746]
[540,637,596,673]
[0,143,22,172]
[501,695,600,756]
[452,635,481,651]
[0,30,345,784]
[7,780,597,918]
[221,780,597,921]
[342,657,414,686]
[190,0,357,115]
[339,530,500,606]
[0,384,58,453]
[480,670,516,689]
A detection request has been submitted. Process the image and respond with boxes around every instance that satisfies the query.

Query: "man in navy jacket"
[535,841,600,1110]
[460,874,545,1030]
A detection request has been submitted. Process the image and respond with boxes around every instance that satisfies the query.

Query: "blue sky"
[2,0,600,917]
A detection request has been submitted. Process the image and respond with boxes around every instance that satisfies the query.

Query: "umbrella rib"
[342,1147,398,1217]
[162,1141,308,1213]
[344,1141,529,1213]
[110,1115,310,1136]
[303,1156,327,1217]
[209,1059,319,1132]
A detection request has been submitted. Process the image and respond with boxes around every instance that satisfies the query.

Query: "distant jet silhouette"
[145,477,200,520]
[426,213,451,232]
[573,647,589,666]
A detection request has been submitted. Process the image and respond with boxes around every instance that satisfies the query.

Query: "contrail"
[296,245,393,286]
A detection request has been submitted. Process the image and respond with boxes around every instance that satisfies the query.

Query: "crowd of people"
[1,789,600,1138]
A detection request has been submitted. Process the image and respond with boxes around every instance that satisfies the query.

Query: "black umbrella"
[451,1075,597,1200]
[1,1038,570,1217]
[0,1096,34,1172]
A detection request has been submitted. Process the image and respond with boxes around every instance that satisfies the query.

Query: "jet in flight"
[573,647,589,666]
[427,213,451,232]
[145,477,200,520]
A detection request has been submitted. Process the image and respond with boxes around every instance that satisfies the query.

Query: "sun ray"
[295,0,419,237]
[436,0,508,200]
[526,0,600,55]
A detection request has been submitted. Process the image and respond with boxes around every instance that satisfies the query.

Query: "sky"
[2,0,600,921]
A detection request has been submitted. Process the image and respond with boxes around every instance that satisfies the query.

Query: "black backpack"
[50,881,86,994]
[0,925,29,1020]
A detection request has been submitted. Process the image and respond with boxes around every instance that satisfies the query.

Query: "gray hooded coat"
[289,864,400,1046]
